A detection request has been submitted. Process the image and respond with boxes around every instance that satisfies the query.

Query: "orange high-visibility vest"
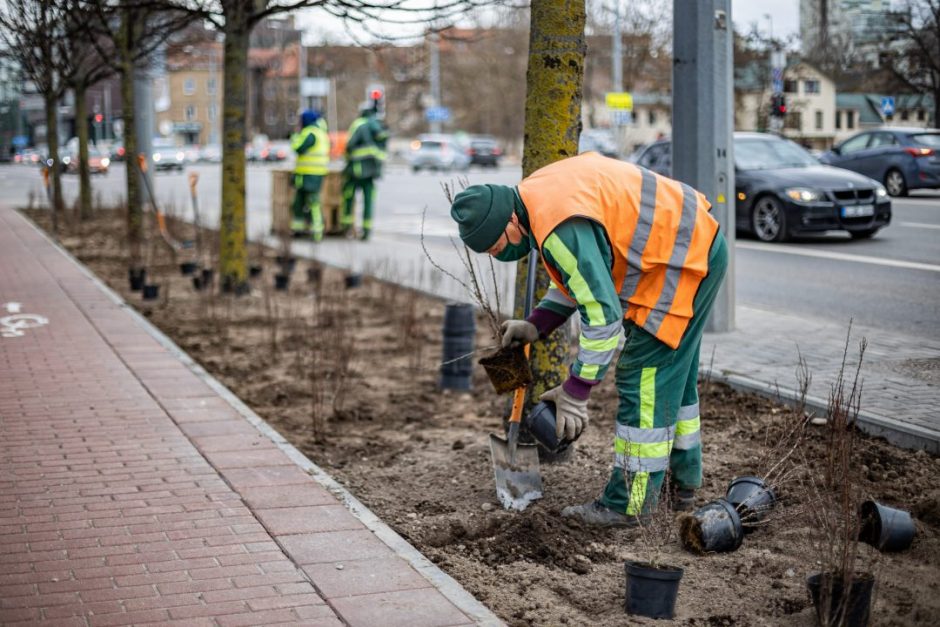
[519,152,719,349]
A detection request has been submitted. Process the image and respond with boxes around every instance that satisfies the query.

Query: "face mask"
[495,238,532,262]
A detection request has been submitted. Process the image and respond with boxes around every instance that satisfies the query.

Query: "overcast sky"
[296,1,802,47]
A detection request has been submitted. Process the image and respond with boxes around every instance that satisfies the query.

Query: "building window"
[784,79,798,94]
[835,110,842,129]
[804,80,820,94]
[185,105,195,121]
[901,109,909,121]
[183,78,195,96]
[785,111,802,130]
[815,110,823,130]
[207,78,216,95]
[648,110,656,125]
[846,110,856,129]
[264,82,276,101]
[208,104,217,121]
[917,109,926,121]
[265,109,277,125]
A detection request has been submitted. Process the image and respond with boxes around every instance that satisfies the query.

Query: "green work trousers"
[291,174,324,240]
[600,232,728,516]
[340,175,376,234]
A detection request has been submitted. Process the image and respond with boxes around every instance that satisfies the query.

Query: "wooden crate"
[270,167,344,235]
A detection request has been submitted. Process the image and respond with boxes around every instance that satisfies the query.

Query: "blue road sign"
[425,106,450,122]
[881,96,895,117]
[611,110,633,126]
[772,79,784,93]
[12,135,28,147]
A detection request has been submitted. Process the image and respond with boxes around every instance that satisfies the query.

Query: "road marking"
[898,222,940,230]
[737,241,940,273]
[3,302,22,313]
[1,313,49,338]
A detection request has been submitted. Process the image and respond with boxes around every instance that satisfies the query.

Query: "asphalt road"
[2,161,937,339]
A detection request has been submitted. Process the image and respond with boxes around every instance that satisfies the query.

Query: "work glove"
[500,319,539,349]
[540,384,589,441]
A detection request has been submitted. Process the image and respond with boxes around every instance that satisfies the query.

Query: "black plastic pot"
[179,261,197,276]
[522,401,578,454]
[680,498,744,554]
[439,303,475,391]
[142,284,160,300]
[859,500,915,552]
[726,476,777,527]
[344,273,362,289]
[807,572,875,627]
[276,255,296,272]
[307,266,322,284]
[249,264,263,278]
[128,268,146,291]
[274,273,290,291]
[624,561,683,619]
[201,268,214,286]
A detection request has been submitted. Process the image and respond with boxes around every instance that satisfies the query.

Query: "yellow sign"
[605,92,633,111]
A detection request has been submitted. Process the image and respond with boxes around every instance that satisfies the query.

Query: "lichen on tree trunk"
[516,0,587,403]
[218,13,250,294]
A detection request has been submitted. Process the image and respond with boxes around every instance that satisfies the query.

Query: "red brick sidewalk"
[0,207,495,626]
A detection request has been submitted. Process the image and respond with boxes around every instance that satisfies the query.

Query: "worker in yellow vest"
[341,103,388,241]
[449,152,728,527]
[290,109,330,241]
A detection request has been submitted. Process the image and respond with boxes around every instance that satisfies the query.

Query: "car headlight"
[176,152,184,161]
[101,158,110,167]
[875,185,888,199]
[153,153,161,162]
[785,187,822,203]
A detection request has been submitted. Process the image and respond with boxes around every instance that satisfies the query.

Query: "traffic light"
[94,114,103,123]
[366,84,385,116]
[770,93,787,117]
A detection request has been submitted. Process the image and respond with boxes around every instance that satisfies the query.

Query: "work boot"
[671,487,696,512]
[359,229,370,242]
[311,229,324,243]
[561,500,641,528]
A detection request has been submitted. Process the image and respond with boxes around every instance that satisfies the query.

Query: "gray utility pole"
[612,2,622,92]
[429,32,441,134]
[134,47,158,206]
[672,0,735,333]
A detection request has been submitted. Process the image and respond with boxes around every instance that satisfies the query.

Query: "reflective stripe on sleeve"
[542,233,605,326]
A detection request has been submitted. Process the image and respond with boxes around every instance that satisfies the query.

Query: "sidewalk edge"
[704,367,939,455]
[18,211,504,627]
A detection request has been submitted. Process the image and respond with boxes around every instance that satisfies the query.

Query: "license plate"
[842,204,874,218]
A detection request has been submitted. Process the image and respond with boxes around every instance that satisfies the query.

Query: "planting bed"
[27,207,940,626]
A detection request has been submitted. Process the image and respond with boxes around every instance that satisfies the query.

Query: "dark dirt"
[27,207,940,626]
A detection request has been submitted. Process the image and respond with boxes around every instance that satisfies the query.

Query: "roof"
[835,94,884,125]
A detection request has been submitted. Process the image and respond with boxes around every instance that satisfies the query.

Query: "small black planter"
[726,476,777,528]
[522,401,578,454]
[624,561,683,619]
[179,261,197,276]
[249,264,263,278]
[859,500,915,552]
[807,572,875,627]
[344,273,362,289]
[128,267,146,291]
[680,498,744,554]
[276,255,296,273]
[306,266,322,284]
[142,284,160,300]
[192,276,207,291]
[274,273,290,291]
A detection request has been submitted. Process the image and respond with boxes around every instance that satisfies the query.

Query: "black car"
[819,127,940,196]
[631,133,892,242]
[468,136,503,168]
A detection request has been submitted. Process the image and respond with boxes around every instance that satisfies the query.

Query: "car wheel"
[751,195,787,242]
[849,228,880,240]
[884,169,908,197]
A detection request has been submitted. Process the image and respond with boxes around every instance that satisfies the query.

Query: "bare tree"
[881,0,940,127]
[0,0,70,230]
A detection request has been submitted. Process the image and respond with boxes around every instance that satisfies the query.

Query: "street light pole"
[429,32,441,133]
[612,1,623,93]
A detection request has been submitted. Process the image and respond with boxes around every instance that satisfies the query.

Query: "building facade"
[157,41,223,146]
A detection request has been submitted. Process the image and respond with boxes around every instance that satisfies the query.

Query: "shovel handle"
[508,344,531,424]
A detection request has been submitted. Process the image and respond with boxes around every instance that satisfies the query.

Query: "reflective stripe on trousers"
[674,402,701,450]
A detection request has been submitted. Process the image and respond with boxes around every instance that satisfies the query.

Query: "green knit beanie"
[450,184,516,252]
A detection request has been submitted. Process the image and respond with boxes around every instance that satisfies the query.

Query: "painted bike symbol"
[1,302,49,338]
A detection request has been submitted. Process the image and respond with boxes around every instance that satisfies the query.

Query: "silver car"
[408,134,471,172]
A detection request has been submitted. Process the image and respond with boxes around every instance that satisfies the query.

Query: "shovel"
[489,250,543,511]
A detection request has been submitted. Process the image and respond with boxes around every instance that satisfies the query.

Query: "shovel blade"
[489,434,543,511]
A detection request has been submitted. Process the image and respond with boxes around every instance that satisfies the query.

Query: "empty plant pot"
[806,572,875,627]
[274,273,290,291]
[344,273,362,289]
[726,475,777,527]
[179,261,197,275]
[522,401,578,454]
[249,264,263,278]
[306,266,323,284]
[624,561,683,619]
[478,344,532,394]
[276,255,296,272]
[859,500,915,552]
[142,284,160,300]
[439,303,475,391]
[192,276,206,291]
[680,498,744,554]
[128,267,146,291]
[200,268,214,286]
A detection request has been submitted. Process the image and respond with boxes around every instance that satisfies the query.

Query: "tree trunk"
[44,92,63,232]
[516,0,586,404]
[121,12,142,269]
[219,11,250,294]
[75,83,92,221]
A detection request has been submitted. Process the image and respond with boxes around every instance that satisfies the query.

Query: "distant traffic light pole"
[672,0,735,333]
